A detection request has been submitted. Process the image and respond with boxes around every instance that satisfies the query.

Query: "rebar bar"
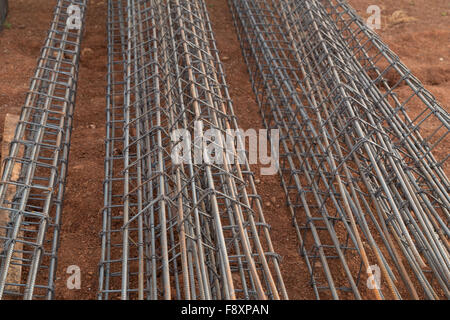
[229,0,449,300]
[98,0,286,300]
[0,0,87,299]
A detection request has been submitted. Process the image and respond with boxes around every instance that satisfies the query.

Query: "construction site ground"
[0,0,448,299]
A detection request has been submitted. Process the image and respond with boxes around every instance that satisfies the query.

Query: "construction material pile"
[0,0,87,299]
[230,0,449,300]
[98,0,286,300]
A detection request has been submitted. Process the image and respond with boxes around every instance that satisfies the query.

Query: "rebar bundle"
[0,0,87,299]
[230,0,449,300]
[99,0,286,300]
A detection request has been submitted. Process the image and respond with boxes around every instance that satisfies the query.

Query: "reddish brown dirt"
[51,0,107,299]
[0,0,448,300]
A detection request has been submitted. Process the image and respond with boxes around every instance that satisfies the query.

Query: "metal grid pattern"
[229,0,449,300]
[0,0,87,299]
[99,0,286,300]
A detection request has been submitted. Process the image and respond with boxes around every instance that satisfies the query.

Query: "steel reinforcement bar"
[0,0,87,299]
[229,0,449,300]
[99,0,286,300]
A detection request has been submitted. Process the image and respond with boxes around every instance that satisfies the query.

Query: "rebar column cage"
[99,0,287,300]
[0,0,87,299]
[229,0,449,300]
